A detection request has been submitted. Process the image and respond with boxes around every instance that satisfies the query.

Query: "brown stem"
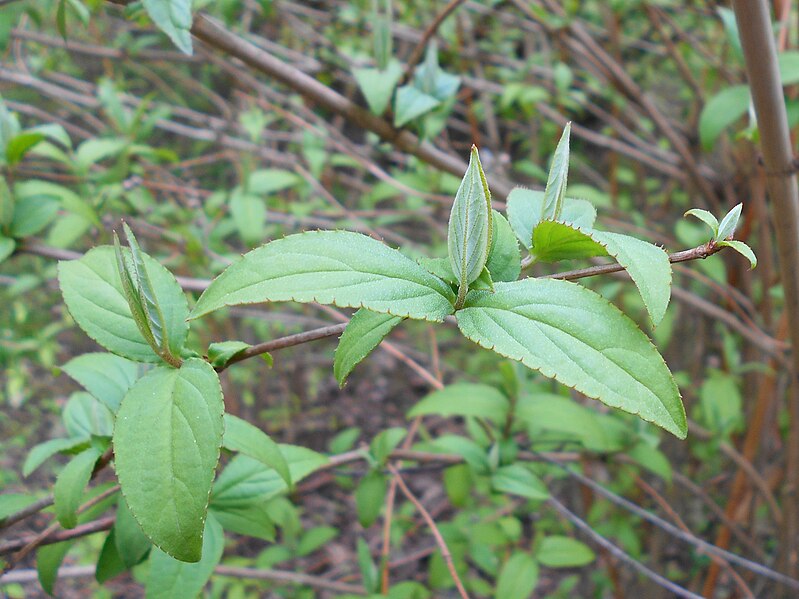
[217,323,348,371]
[387,465,470,599]
[402,0,468,81]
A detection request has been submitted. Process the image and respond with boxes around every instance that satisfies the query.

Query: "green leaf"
[357,537,379,594]
[223,413,291,488]
[5,132,44,165]
[778,51,799,85]
[190,231,455,321]
[506,188,594,249]
[96,529,127,583]
[74,137,128,169]
[207,341,252,369]
[496,552,539,599]
[414,42,461,101]
[356,470,387,528]
[418,256,456,284]
[247,169,301,195]
[531,220,607,262]
[9,193,59,237]
[114,497,152,568]
[354,60,403,115]
[146,516,224,598]
[54,447,102,529]
[448,146,492,304]
[541,124,571,221]
[0,235,14,264]
[536,535,595,568]
[0,175,13,226]
[371,427,406,465]
[0,494,38,523]
[530,222,672,325]
[229,188,266,247]
[699,86,750,151]
[64,392,114,438]
[560,197,597,228]
[718,240,757,269]
[716,203,743,241]
[62,353,142,413]
[37,541,72,595]
[120,223,184,360]
[486,211,521,282]
[141,0,193,55]
[684,208,719,237]
[210,502,275,541]
[114,359,224,562]
[591,230,672,326]
[408,383,509,426]
[394,85,440,127]
[56,0,68,41]
[456,279,686,438]
[24,438,88,477]
[297,526,339,557]
[58,246,189,363]
[334,308,402,386]
[492,464,549,500]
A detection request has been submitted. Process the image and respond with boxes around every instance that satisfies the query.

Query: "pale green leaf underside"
[684,208,719,237]
[62,352,142,413]
[455,279,686,438]
[448,147,492,288]
[486,211,521,283]
[506,187,595,248]
[532,221,672,326]
[334,308,402,386]
[719,240,757,268]
[58,246,189,363]
[353,60,403,115]
[141,0,193,55]
[717,203,743,241]
[114,359,224,562]
[191,231,455,322]
[541,124,571,220]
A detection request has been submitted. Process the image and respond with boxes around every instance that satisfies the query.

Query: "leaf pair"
[685,203,757,268]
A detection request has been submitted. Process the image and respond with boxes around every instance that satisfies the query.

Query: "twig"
[218,323,348,370]
[402,0,468,81]
[387,465,470,599]
[547,496,705,599]
[0,516,115,557]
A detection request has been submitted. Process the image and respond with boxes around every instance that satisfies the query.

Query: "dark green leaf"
[536,535,595,568]
[96,529,127,583]
[114,497,152,568]
[356,470,387,528]
[207,341,252,369]
[54,447,102,529]
[9,193,59,237]
[334,308,402,386]
[699,86,750,151]
[496,552,539,599]
[492,464,549,500]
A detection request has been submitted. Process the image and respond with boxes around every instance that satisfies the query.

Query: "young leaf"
[448,146,492,305]
[408,383,510,426]
[456,279,687,438]
[355,470,387,528]
[141,0,193,55]
[59,246,189,363]
[394,85,440,127]
[496,552,539,599]
[190,231,455,322]
[718,240,757,269]
[0,235,14,265]
[53,447,102,529]
[223,413,291,488]
[486,211,521,283]
[716,203,743,241]
[114,359,224,562]
[530,222,672,325]
[62,353,142,413]
[353,60,403,115]
[24,438,88,477]
[684,208,719,238]
[96,530,127,583]
[357,537,379,594]
[206,341,252,369]
[210,501,275,542]
[540,124,571,221]
[334,308,403,386]
[146,516,224,599]
[698,86,750,151]
[536,536,595,568]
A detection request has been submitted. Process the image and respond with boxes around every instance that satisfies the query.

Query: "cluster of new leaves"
[50,124,756,582]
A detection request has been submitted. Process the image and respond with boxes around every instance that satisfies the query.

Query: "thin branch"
[402,0,468,80]
[388,465,470,599]
[547,496,705,599]
[0,497,55,531]
[0,516,115,556]
[218,323,348,370]
[540,455,799,591]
